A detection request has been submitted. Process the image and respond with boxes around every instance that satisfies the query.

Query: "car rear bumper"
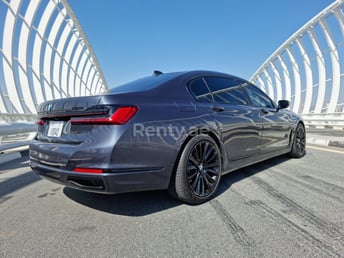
[30,160,168,194]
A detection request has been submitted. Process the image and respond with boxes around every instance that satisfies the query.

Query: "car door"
[204,76,262,161]
[243,83,291,154]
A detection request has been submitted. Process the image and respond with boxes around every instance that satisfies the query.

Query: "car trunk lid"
[36,96,105,144]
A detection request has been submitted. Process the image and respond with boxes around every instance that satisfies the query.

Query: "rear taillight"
[36,119,45,126]
[73,168,103,174]
[70,106,138,125]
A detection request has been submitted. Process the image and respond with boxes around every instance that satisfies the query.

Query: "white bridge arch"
[250,0,344,128]
[1,0,344,129]
[0,0,108,123]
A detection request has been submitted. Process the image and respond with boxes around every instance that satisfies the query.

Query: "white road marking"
[307,145,344,154]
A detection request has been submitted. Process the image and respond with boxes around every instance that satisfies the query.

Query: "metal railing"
[0,122,37,154]
[302,113,344,129]
[250,0,344,123]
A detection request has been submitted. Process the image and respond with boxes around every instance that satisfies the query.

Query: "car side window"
[188,78,213,103]
[204,77,249,105]
[243,83,275,108]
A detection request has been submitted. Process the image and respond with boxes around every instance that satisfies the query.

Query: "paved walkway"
[306,128,344,148]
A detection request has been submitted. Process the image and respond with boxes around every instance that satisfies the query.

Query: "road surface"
[1,145,343,257]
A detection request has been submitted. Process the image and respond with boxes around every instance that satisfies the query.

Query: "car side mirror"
[277,100,289,110]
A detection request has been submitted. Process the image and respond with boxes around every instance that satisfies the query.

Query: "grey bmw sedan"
[30,70,305,204]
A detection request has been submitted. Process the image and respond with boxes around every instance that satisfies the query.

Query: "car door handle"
[261,109,269,114]
[212,106,225,112]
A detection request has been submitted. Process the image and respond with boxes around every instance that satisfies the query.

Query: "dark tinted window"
[189,78,213,103]
[244,83,275,108]
[110,72,183,93]
[205,77,249,105]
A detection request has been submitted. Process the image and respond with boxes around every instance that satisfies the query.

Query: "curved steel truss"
[251,0,344,128]
[0,0,108,122]
[1,0,343,128]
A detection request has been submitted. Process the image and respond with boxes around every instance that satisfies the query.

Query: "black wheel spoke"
[188,173,197,182]
[191,173,200,190]
[203,172,213,187]
[196,144,202,161]
[206,149,217,163]
[200,177,205,196]
[203,143,214,161]
[201,142,210,162]
[206,168,219,176]
[187,165,197,181]
[195,176,201,194]
[187,164,197,172]
[204,161,219,169]
[189,154,198,166]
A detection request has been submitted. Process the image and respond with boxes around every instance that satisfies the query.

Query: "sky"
[67,0,335,88]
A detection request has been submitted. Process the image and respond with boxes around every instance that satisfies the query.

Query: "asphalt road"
[1,146,343,257]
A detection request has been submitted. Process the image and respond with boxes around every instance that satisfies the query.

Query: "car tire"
[289,123,306,158]
[169,134,222,204]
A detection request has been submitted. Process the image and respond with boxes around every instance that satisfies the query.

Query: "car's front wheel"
[170,134,221,204]
[289,123,306,158]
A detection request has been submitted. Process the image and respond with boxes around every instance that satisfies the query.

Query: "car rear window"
[110,72,183,93]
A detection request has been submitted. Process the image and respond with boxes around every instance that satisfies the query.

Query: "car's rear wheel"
[289,123,306,158]
[170,134,221,204]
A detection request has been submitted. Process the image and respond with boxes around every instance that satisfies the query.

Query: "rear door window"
[243,83,276,108]
[204,77,249,105]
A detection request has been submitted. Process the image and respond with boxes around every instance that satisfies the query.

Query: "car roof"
[109,70,248,97]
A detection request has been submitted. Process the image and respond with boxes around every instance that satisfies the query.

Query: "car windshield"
[110,72,183,93]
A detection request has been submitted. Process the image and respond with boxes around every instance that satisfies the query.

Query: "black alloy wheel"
[170,134,221,204]
[186,140,220,197]
[290,123,306,158]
